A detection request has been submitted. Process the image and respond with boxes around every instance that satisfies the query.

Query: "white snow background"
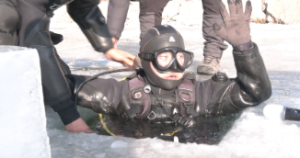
[48,1,300,158]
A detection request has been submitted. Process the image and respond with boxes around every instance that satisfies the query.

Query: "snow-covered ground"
[46,22,300,158]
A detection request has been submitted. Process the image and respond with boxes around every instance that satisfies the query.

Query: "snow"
[0,46,51,158]
[263,104,286,120]
[44,22,300,158]
[111,140,128,148]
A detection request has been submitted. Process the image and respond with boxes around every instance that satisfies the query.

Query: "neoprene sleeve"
[68,0,113,53]
[196,43,272,116]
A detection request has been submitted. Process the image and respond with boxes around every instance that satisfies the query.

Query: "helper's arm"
[67,0,113,53]
[67,0,135,67]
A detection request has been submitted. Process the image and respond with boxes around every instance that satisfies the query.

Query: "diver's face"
[150,61,185,80]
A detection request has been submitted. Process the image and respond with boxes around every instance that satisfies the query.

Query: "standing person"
[0,0,136,133]
[107,0,170,48]
[197,0,229,75]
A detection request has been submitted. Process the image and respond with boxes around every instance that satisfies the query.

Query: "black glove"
[46,0,74,17]
[213,0,252,46]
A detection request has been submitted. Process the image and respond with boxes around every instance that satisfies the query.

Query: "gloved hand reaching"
[213,0,252,46]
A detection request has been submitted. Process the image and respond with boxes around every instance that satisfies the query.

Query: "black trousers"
[138,0,169,40]
[107,0,169,41]
[202,0,228,58]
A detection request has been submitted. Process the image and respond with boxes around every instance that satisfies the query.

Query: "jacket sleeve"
[107,0,130,39]
[70,75,129,114]
[196,42,272,116]
[67,0,113,53]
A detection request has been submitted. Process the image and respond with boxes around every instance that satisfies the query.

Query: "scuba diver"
[0,0,136,133]
[69,0,272,128]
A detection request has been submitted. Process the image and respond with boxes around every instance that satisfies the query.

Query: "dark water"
[93,113,241,145]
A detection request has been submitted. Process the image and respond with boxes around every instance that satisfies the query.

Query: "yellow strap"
[99,114,116,136]
[119,77,127,81]
[98,77,125,136]
[164,130,179,136]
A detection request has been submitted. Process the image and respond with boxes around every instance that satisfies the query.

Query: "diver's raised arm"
[215,0,271,106]
[202,0,272,116]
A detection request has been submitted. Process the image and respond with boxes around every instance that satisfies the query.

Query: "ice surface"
[0,46,51,158]
[111,140,128,148]
[263,104,286,120]
[46,22,300,158]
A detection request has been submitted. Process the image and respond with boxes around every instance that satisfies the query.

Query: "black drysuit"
[71,43,272,123]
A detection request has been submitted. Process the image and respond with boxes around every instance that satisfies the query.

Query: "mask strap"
[138,53,154,60]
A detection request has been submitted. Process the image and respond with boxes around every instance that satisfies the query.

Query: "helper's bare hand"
[65,118,94,133]
[105,48,135,68]
[213,0,252,46]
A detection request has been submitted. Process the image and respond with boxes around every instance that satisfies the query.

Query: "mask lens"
[177,51,192,68]
[157,51,173,68]
[176,52,185,66]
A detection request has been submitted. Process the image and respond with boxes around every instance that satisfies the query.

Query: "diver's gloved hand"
[46,0,74,17]
[173,114,196,128]
[213,0,252,46]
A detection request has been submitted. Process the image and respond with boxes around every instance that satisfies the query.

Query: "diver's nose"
[168,60,182,72]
